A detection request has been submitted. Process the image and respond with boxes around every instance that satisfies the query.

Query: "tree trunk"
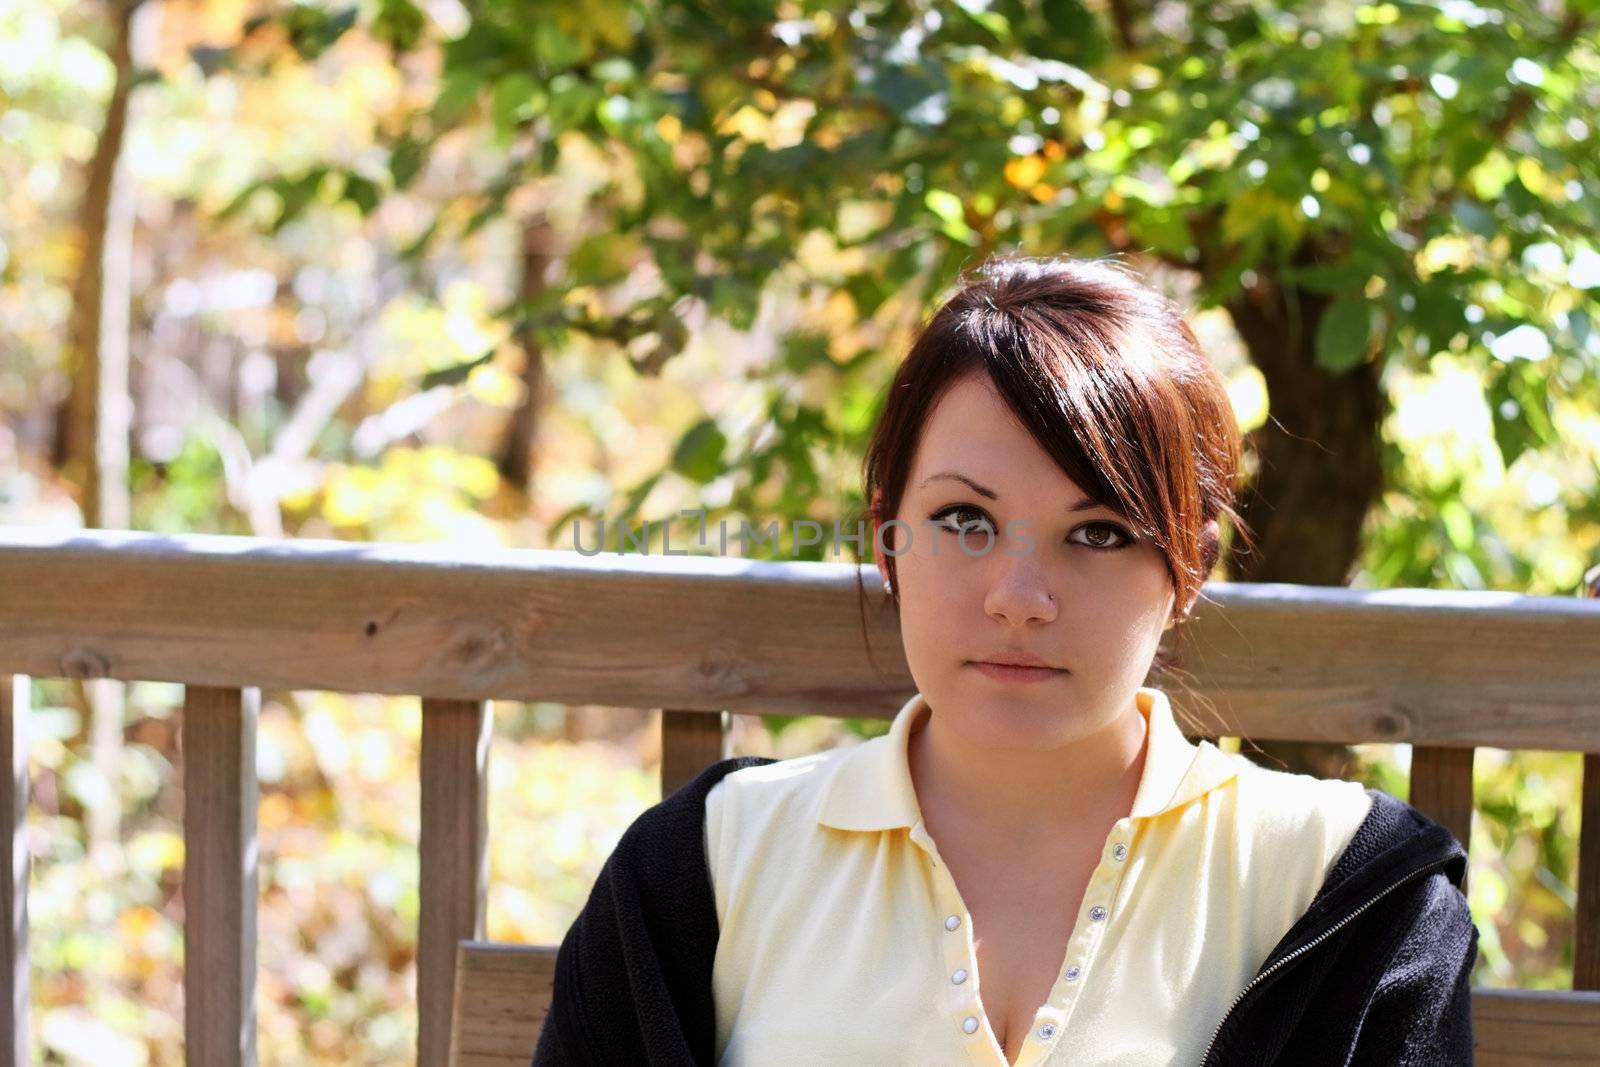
[494,214,557,492]
[1222,270,1389,779]
[51,0,153,868]
[52,0,143,532]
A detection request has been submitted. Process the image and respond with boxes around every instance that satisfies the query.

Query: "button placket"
[927,848,986,1051]
[1038,823,1136,1044]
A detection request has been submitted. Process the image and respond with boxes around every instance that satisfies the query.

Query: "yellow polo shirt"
[702,686,1373,1066]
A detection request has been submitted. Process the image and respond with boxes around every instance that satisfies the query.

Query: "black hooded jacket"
[534,756,1477,1066]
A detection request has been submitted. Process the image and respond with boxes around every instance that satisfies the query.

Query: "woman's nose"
[983,564,1057,625]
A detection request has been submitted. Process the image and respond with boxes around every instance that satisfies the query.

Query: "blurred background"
[2,0,1597,1061]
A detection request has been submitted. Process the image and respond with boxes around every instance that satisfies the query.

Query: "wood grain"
[419,699,491,1067]
[182,685,258,1066]
[661,709,729,799]
[449,942,556,1067]
[445,942,1600,1066]
[1473,987,1600,1062]
[4,530,1598,750]
[1410,745,1476,896]
[1577,752,1600,992]
[1,676,27,1067]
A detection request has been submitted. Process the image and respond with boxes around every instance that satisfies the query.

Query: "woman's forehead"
[911,380,1086,492]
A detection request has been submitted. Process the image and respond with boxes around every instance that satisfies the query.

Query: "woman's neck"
[906,697,1149,850]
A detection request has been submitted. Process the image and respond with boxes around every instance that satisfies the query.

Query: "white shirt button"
[1064,965,1081,981]
[1112,843,1128,861]
[962,1015,980,1034]
[1037,1023,1058,1040]
[1089,905,1108,922]
[945,914,961,931]
[951,968,969,984]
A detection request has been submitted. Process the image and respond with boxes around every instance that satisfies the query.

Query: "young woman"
[534,254,1478,1067]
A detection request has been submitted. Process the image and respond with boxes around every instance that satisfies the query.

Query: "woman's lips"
[967,661,1066,684]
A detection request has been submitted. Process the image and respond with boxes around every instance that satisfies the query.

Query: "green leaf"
[271,169,331,233]
[389,134,427,190]
[1439,499,1475,551]
[493,73,543,138]
[1314,298,1373,373]
[777,330,832,374]
[281,4,359,61]
[341,172,380,216]
[215,179,266,223]
[432,69,482,130]
[419,350,493,390]
[372,0,427,51]
[671,419,727,484]
[925,189,977,244]
[1453,197,1497,238]
[1279,262,1372,294]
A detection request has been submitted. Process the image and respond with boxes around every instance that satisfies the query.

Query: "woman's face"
[875,371,1180,752]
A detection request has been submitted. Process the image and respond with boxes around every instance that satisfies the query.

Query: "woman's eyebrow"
[918,471,1104,513]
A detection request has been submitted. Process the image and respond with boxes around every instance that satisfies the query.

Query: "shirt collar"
[815,686,1239,832]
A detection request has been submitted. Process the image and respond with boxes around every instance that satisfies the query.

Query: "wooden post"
[418,698,491,1067]
[182,685,259,1066]
[1577,753,1600,991]
[661,709,730,798]
[1409,746,1475,899]
[1,676,28,1067]
[1576,571,1600,990]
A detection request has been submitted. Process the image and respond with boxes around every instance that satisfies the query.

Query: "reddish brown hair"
[855,252,1255,677]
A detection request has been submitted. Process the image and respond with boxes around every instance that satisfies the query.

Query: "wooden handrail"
[2,528,1597,746]
[1,526,1599,1064]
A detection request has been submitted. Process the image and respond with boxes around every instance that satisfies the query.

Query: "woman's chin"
[937,695,1079,751]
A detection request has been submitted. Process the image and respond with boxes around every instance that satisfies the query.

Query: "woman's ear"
[870,489,893,592]
[1164,593,1198,630]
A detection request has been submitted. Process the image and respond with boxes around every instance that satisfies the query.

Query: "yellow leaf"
[1004,155,1047,189]
[467,362,524,408]
[1515,156,1548,197]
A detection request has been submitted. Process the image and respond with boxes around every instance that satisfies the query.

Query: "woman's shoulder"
[702,744,859,832]
[1221,749,1377,877]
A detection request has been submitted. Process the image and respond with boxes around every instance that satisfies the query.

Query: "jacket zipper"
[1197,859,1443,1065]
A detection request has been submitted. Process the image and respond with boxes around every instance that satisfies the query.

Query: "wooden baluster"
[1410,745,1475,898]
[1575,574,1600,992]
[2,676,28,1067]
[183,685,259,1066]
[1577,754,1600,992]
[661,709,730,799]
[418,698,491,1067]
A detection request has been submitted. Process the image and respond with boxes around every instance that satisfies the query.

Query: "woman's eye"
[1070,521,1136,551]
[931,505,995,537]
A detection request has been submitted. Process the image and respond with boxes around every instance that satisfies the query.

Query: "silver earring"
[883,577,893,594]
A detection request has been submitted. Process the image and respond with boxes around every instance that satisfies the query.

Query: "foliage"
[1,0,1598,1061]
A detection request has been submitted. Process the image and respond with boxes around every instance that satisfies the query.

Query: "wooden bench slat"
[448,943,1600,1064]
[182,685,259,1066]
[420,699,492,1067]
[1,675,28,1067]
[449,942,556,1067]
[1473,988,1600,1062]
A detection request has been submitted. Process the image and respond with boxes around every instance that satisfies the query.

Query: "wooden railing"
[2,526,1599,1065]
